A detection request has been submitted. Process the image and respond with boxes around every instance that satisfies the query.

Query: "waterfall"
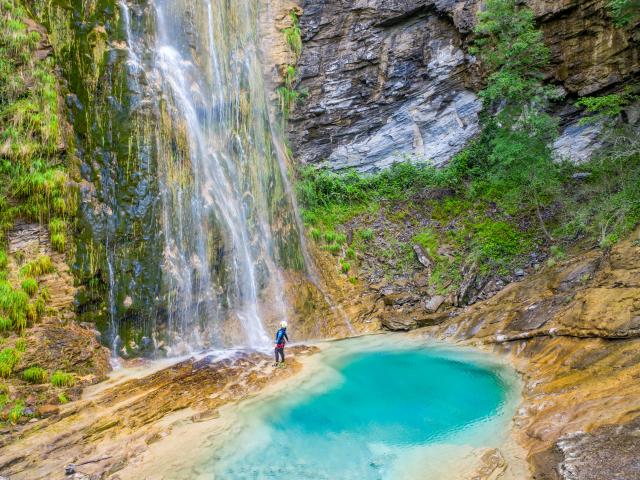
[105,0,304,353]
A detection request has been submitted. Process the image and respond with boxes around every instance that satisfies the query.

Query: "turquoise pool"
[204,340,518,479]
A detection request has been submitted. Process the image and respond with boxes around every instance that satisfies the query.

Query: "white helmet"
[280,321,288,328]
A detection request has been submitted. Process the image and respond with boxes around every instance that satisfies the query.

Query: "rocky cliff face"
[414,228,640,479]
[287,0,639,171]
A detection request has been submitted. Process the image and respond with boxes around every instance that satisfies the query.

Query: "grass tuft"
[22,366,47,383]
[50,370,75,387]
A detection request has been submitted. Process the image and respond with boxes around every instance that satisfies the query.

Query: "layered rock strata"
[287,0,639,170]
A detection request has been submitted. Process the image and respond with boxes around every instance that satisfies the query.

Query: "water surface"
[204,339,518,479]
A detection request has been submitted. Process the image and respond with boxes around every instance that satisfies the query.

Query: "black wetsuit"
[274,327,289,363]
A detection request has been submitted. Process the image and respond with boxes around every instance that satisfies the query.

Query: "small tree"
[470,0,561,240]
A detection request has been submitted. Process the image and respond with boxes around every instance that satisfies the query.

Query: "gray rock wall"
[288,0,639,171]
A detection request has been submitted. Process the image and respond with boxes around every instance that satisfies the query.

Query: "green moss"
[50,370,75,387]
[22,366,47,383]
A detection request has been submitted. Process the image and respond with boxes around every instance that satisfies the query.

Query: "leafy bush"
[50,370,75,387]
[22,366,47,383]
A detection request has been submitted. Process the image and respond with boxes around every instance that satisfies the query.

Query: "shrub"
[345,248,356,260]
[50,370,75,387]
[57,392,69,404]
[340,261,351,274]
[0,250,7,269]
[21,277,37,296]
[22,366,47,383]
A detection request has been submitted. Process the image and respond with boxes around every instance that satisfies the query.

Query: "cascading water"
[112,0,305,354]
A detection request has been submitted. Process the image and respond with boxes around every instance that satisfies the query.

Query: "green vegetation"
[8,399,24,423]
[340,261,351,274]
[0,347,19,377]
[57,392,68,404]
[21,277,37,297]
[608,0,640,25]
[20,255,54,277]
[277,11,306,120]
[0,316,11,331]
[14,337,26,352]
[22,366,47,383]
[282,10,302,59]
[50,370,75,387]
[0,0,68,337]
[297,0,640,291]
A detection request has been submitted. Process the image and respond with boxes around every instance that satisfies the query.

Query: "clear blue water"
[205,341,516,480]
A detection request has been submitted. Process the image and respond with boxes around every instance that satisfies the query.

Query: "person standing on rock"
[274,321,289,367]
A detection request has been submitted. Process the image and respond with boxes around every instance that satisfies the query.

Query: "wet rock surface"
[556,417,640,480]
[413,228,640,479]
[0,345,318,479]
